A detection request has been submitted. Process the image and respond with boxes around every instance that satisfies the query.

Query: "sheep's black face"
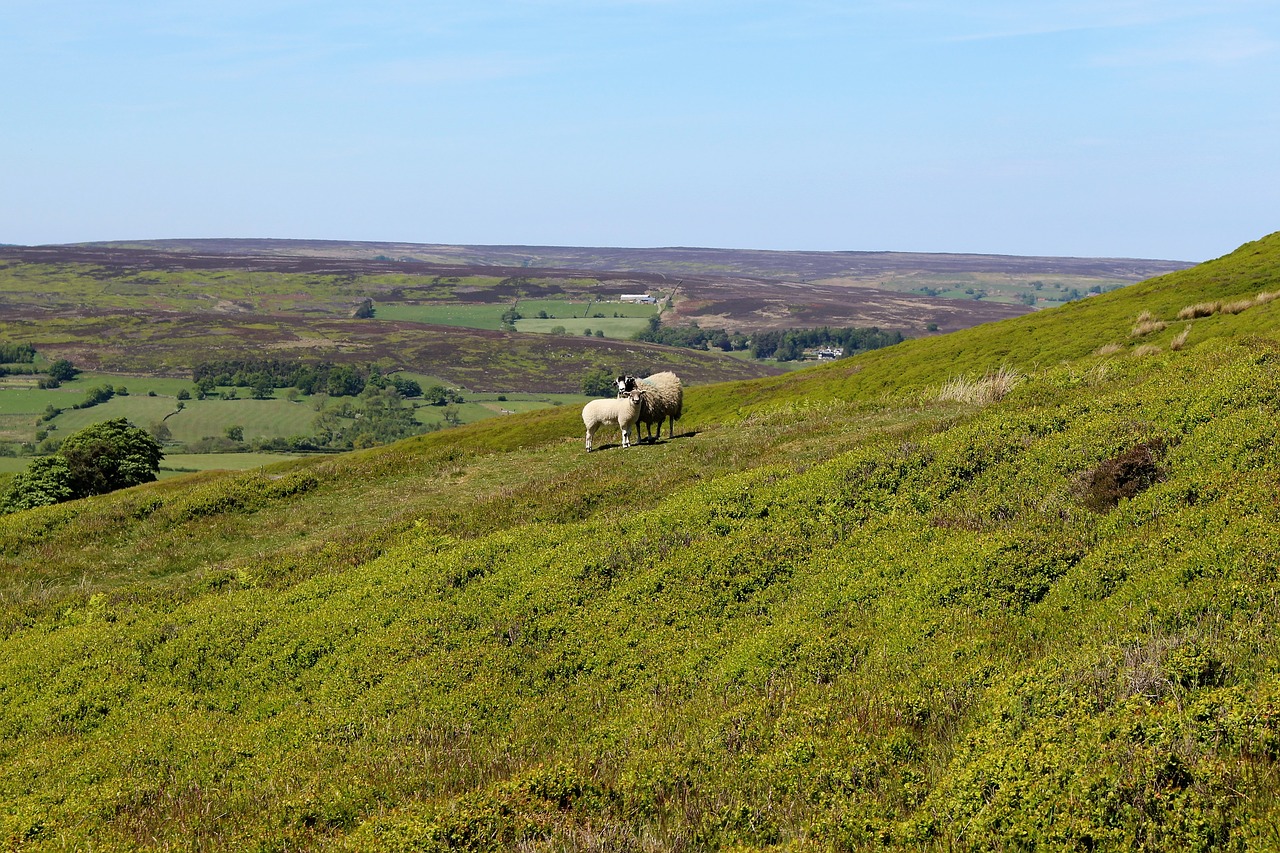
[616,375,638,395]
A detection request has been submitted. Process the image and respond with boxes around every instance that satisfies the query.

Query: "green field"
[1,451,305,478]
[514,316,653,338]
[158,452,304,476]
[371,302,511,330]
[373,300,655,337]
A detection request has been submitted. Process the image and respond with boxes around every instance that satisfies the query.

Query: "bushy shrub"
[0,456,75,511]
[1,419,163,513]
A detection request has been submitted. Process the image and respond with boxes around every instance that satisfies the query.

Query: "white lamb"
[582,389,644,451]
[616,371,683,442]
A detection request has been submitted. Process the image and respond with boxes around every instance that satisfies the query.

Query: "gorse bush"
[1,232,1280,850]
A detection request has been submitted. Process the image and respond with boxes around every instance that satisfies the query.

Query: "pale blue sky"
[2,1,1276,260]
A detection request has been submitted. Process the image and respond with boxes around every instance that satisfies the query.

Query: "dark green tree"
[57,418,164,499]
[1,456,75,512]
[392,376,422,398]
[581,368,616,397]
[47,359,78,383]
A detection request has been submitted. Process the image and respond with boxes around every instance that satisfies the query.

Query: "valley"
[1,239,1185,461]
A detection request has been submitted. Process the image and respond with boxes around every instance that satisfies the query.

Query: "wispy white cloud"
[1090,27,1277,67]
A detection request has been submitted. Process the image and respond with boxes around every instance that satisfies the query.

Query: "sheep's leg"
[585,424,594,451]
[620,422,630,448]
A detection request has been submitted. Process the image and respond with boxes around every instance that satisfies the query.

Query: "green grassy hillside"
[1,233,1279,851]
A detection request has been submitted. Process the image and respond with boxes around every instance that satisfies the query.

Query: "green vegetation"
[634,321,906,361]
[372,302,516,330]
[855,272,1130,307]
[1,418,162,512]
[0,370,606,470]
[0,232,1278,849]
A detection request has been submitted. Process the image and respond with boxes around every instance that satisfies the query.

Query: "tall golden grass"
[1177,290,1279,320]
[935,366,1024,405]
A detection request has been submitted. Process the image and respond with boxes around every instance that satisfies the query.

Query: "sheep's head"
[616,375,638,395]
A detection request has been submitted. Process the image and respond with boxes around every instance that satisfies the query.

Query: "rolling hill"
[0,231,1278,851]
[10,238,1196,337]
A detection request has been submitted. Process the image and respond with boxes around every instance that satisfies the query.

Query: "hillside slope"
[1,232,1279,851]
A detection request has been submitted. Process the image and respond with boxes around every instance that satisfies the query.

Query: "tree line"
[191,359,423,399]
[631,319,904,361]
[0,341,78,385]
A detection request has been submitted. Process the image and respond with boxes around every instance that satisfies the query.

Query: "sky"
[2,1,1277,261]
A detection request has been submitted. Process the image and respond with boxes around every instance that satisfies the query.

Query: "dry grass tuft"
[1169,325,1192,351]
[1130,319,1167,337]
[1177,290,1280,321]
[1094,343,1123,356]
[936,366,1024,405]
[1132,344,1164,358]
[1177,301,1220,320]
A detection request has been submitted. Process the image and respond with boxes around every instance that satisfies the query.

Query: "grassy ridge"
[687,232,1280,424]
[1,233,1279,850]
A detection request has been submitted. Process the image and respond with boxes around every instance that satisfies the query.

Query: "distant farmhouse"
[804,347,844,360]
[620,293,659,304]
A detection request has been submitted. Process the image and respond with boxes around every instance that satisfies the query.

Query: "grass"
[0,231,1279,850]
[371,302,512,330]
[0,374,639,451]
[159,452,304,476]
[857,272,1131,306]
[934,366,1024,404]
[362,297,659,334]
[514,317,652,338]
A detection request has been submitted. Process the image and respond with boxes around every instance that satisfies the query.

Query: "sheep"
[582,388,644,451]
[616,371,683,442]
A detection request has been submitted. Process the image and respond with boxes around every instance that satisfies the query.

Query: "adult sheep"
[582,388,644,451]
[617,371,683,442]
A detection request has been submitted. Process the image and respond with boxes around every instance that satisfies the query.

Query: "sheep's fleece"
[617,372,683,441]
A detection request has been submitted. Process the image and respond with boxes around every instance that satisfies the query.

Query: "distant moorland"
[1,239,1188,461]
